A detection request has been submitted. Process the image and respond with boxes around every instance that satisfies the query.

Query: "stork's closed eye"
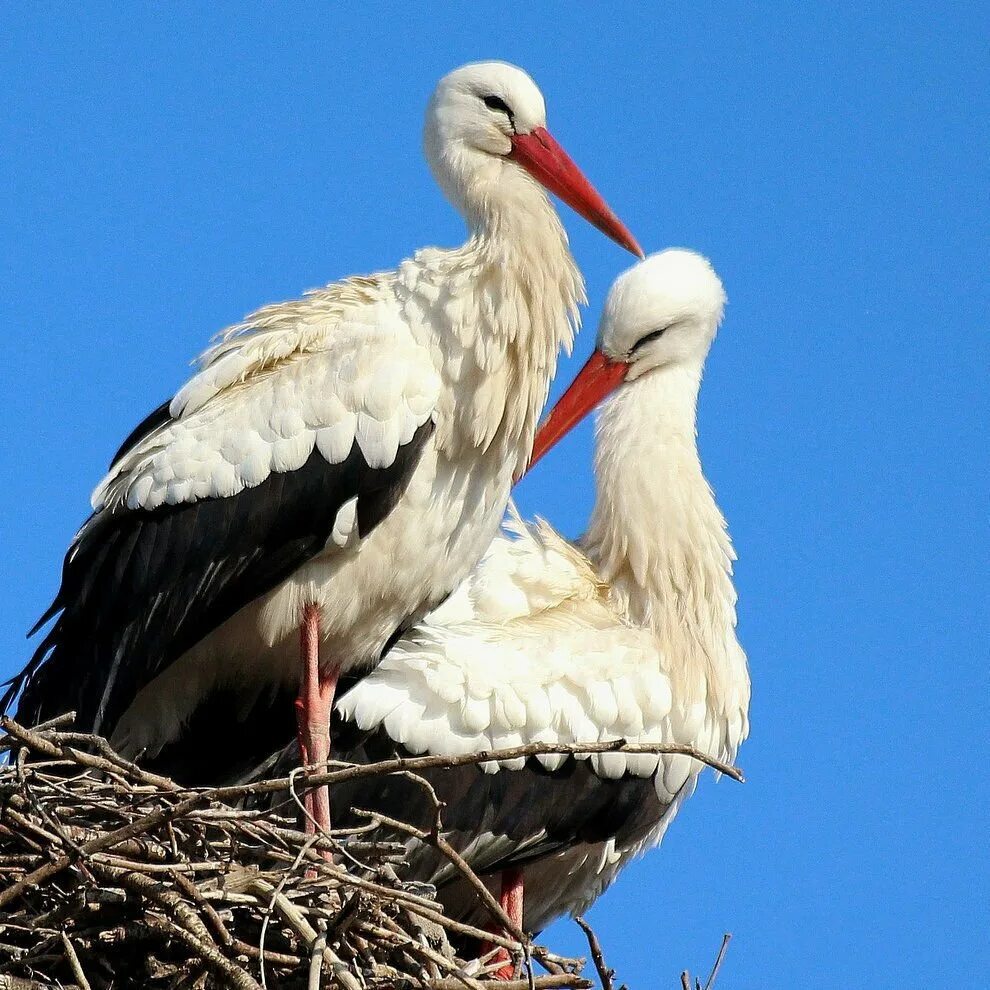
[630,325,672,356]
[483,94,514,118]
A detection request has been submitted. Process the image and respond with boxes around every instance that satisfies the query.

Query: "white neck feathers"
[400,183,583,475]
[582,364,748,746]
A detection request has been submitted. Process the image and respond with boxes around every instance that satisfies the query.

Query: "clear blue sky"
[2,4,987,986]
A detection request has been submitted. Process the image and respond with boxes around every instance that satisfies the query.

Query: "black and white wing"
[4,308,440,738]
[331,602,691,870]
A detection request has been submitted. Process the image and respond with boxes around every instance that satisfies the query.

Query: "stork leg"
[294,603,339,860]
[481,866,525,980]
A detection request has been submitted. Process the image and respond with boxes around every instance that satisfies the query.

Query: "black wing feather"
[329,724,663,859]
[4,421,434,737]
[109,399,173,468]
[251,717,664,879]
[21,396,173,640]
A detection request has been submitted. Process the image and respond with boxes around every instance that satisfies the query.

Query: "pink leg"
[294,603,339,860]
[481,866,525,980]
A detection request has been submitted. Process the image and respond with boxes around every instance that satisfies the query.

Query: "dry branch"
[212,740,743,804]
[0,718,742,989]
[575,917,615,990]
[680,934,732,990]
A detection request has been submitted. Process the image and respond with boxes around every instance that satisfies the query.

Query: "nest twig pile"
[0,715,742,989]
[0,716,596,989]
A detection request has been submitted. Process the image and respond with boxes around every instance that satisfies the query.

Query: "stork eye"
[483,95,513,117]
[631,326,670,355]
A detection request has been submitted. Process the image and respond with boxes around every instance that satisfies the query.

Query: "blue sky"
[2,4,987,986]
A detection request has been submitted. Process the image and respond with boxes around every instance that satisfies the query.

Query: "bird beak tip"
[622,234,646,260]
[511,128,641,257]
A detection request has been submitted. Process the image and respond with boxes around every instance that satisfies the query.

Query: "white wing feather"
[423,506,606,626]
[339,510,746,802]
[338,516,689,784]
[92,307,440,514]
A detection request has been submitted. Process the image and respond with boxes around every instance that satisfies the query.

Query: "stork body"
[260,250,750,938]
[4,63,641,825]
[105,222,582,763]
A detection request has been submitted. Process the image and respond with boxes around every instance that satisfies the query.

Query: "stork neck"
[406,184,583,478]
[580,363,749,762]
[581,363,737,643]
[466,181,570,270]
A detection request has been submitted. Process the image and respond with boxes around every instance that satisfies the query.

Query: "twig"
[323,946,363,990]
[358,920,481,990]
[143,912,263,990]
[351,808,526,947]
[214,740,744,802]
[308,921,327,990]
[0,977,74,990]
[703,934,731,990]
[58,934,91,990]
[574,918,614,990]
[0,791,208,909]
[252,839,320,987]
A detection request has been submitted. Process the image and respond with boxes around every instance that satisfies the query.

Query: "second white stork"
[254,249,750,955]
[3,62,642,838]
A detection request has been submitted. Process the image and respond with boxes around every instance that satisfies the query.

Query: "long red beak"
[522,349,629,478]
[511,128,643,258]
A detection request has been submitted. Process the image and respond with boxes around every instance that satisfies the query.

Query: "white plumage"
[96,317,440,512]
[7,62,641,812]
[330,249,751,931]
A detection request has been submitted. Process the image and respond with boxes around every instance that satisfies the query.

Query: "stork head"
[527,250,726,469]
[598,249,726,377]
[424,62,642,257]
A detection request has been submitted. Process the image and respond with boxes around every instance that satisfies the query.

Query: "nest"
[0,715,741,990]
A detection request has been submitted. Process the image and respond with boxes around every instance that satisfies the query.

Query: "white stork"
[272,250,750,955]
[3,62,642,839]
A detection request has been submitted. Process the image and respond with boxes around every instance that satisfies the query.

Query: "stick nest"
[0,715,741,990]
[0,715,602,990]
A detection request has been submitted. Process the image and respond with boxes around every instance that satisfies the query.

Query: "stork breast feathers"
[92,315,441,514]
[425,508,608,626]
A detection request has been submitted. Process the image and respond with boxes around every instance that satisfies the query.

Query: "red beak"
[511,127,643,258]
[521,349,629,479]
